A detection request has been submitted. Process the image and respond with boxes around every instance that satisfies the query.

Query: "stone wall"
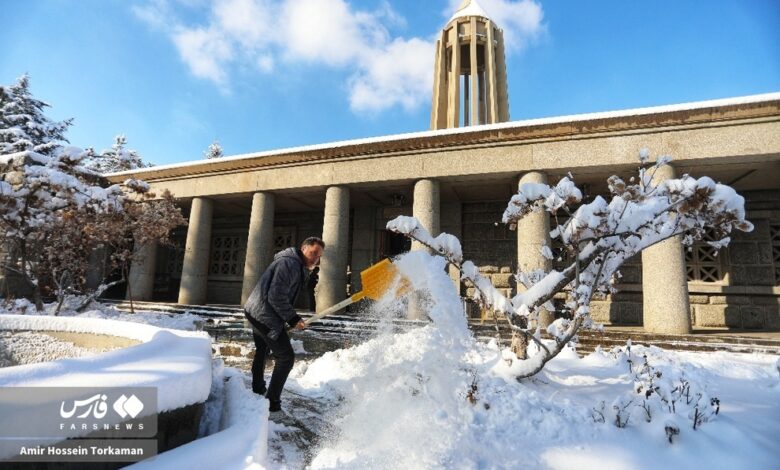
[589,254,643,326]
[687,190,780,330]
[204,211,324,305]
[461,202,515,318]
[461,190,780,330]
[461,201,515,272]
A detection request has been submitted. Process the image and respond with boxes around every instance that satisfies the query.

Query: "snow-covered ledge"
[0,314,212,412]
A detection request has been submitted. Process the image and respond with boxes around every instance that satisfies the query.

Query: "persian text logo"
[60,394,108,419]
[59,394,144,420]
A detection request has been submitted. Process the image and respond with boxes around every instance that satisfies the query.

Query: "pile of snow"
[132,365,269,469]
[279,250,779,469]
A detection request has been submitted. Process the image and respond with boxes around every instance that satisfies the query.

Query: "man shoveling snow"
[244,237,325,413]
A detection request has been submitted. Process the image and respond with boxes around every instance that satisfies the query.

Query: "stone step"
[467,321,780,356]
[102,300,779,357]
[103,299,244,318]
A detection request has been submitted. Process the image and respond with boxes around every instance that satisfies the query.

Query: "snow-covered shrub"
[601,342,721,442]
[388,152,753,378]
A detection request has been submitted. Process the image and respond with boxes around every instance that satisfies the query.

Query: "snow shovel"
[305,258,407,326]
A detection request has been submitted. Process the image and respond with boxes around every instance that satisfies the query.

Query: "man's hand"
[294,320,306,330]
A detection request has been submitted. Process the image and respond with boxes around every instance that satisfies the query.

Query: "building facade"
[109,1,780,334]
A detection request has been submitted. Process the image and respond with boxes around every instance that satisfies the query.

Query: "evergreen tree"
[204,139,224,159]
[82,134,150,174]
[0,74,72,156]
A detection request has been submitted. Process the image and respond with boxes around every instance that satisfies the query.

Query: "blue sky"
[2,0,778,166]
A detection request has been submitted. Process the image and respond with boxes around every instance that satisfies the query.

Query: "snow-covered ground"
[1,250,778,469]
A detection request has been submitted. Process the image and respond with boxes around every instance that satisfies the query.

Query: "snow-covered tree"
[0,74,72,156]
[0,76,184,312]
[388,153,753,378]
[0,147,185,312]
[0,146,122,309]
[204,140,223,159]
[82,134,150,174]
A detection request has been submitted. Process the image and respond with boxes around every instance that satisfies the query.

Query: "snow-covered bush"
[388,153,753,378]
[594,342,721,442]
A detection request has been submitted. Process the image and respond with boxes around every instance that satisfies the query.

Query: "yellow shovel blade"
[357,258,407,301]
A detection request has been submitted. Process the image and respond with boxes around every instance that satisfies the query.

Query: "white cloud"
[172,26,234,87]
[280,0,371,65]
[349,37,434,113]
[134,0,544,112]
[213,0,275,49]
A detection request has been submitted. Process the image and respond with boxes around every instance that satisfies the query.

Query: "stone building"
[108,0,780,334]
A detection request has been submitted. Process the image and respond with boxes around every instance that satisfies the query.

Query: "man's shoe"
[268,400,282,413]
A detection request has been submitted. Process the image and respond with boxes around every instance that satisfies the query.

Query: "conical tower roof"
[449,0,493,23]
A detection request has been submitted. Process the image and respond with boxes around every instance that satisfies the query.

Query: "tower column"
[447,26,461,128]
[430,30,448,129]
[642,164,691,334]
[241,192,275,305]
[178,197,213,305]
[486,20,498,122]
[469,17,479,125]
[516,172,553,327]
[317,186,350,312]
[495,28,509,122]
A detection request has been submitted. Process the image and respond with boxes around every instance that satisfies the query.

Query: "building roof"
[105,92,780,182]
[449,0,492,23]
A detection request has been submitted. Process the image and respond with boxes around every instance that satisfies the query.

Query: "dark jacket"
[244,247,306,339]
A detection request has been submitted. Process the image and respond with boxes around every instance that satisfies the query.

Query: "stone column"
[178,197,213,305]
[642,164,691,334]
[126,242,157,301]
[412,179,441,251]
[516,172,553,327]
[350,207,376,292]
[241,192,275,305]
[317,186,349,312]
[441,202,462,291]
[409,179,441,320]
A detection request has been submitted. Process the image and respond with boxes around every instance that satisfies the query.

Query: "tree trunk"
[125,265,135,314]
[510,332,528,360]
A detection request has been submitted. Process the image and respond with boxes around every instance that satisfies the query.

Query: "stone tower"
[431,0,510,130]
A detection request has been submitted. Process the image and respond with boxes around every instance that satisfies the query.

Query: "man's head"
[300,237,325,269]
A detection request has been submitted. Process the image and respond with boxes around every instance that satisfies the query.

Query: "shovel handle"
[304,291,365,326]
